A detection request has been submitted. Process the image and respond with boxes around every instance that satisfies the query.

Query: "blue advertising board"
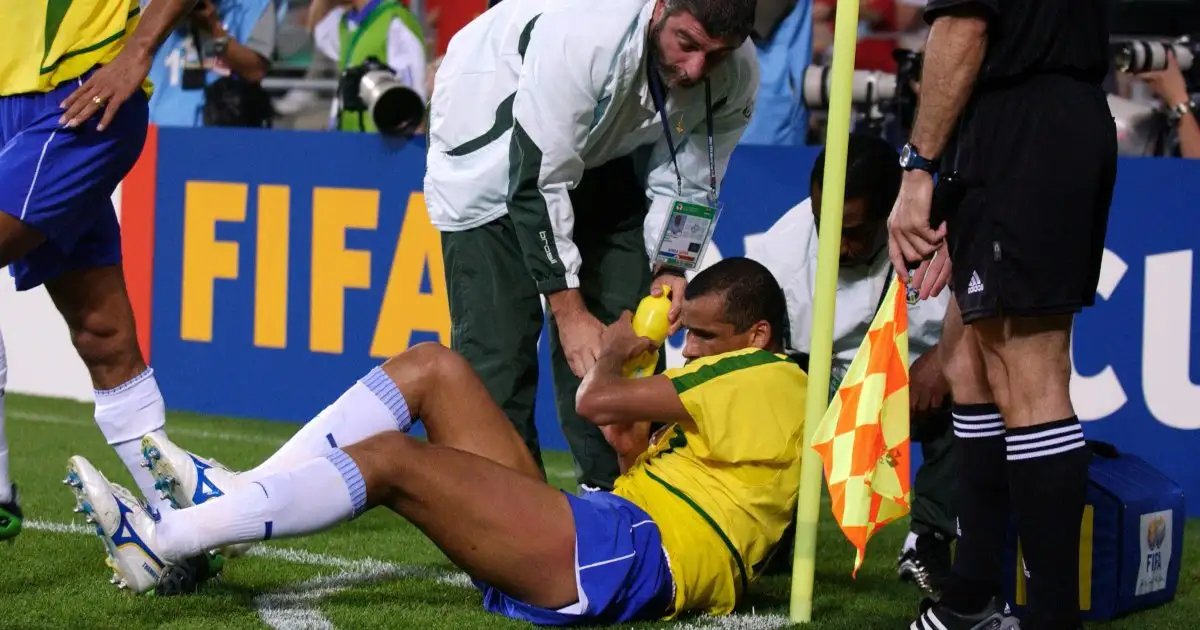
[148,127,1200,514]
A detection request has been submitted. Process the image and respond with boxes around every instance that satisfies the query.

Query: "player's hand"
[600,312,657,365]
[909,241,951,300]
[59,48,153,131]
[909,348,949,415]
[887,170,945,284]
[556,308,606,378]
[649,271,688,335]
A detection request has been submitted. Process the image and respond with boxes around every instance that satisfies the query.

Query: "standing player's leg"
[972,84,1114,630]
[0,328,19,542]
[0,78,173,512]
[937,300,1010,610]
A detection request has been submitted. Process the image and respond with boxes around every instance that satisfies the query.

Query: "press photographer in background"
[1133,49,1200,158]
[146,0,277,127]
[309,0,428,134]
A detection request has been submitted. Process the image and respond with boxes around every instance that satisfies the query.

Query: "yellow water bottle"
[623,284,673,378]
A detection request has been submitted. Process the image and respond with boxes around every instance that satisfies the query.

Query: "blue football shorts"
[477,490,676,626]
[0,67,148,290]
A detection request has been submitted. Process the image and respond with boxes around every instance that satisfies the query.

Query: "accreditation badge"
[653,200,722,271]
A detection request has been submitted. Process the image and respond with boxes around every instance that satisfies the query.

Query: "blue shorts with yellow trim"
[0,67,148,290]
[477,491,674,626]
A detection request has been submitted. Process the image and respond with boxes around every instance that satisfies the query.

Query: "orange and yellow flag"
[810,275,912,577]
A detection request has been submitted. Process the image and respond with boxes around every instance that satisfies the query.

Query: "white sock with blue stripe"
[156,450,367,563]
[242,367,412,483]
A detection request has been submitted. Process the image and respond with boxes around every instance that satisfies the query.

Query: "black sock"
[941,403,1009,614]
[1006,417,1090,630]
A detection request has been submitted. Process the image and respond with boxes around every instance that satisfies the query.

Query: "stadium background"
[1,124,1197,515]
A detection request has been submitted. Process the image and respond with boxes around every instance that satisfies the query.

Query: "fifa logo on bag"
[1146,515,1168,572]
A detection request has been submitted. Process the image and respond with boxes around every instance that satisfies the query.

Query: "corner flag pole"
[789,0,861,622]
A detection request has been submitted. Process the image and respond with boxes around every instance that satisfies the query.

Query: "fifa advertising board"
[98,127,1200,515]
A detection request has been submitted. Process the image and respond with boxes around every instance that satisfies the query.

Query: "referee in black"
[885,0,1116,627]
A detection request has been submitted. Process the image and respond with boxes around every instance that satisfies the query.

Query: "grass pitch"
[3,393,1196,629]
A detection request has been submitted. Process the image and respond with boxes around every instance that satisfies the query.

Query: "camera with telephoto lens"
[801,48,924,144]
[337,56,425,136]
[1113,36,1197,73]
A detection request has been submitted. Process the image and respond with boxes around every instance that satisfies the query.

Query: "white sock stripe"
[1005,424,1082,443]
[952,411,1002,422]
[359,367,412,430]
[1007,439,1087,461]
[1006,432,1086,452]
[955,429,1006,439]
[953,420,1004,431]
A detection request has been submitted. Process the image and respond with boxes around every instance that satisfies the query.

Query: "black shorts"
[946,75,1118,324]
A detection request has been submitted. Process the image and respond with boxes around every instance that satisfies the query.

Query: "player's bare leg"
[973,314,1087,630]
[0,212,47,268]
[46,265,172,513]
[913,300,1016,628]
[345,433,577,608]
[130,343,577,606]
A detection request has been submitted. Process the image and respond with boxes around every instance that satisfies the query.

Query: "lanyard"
[647,64,717,204]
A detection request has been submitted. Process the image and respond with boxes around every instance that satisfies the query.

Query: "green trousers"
[441,157,653,491]
[910,407,959,539]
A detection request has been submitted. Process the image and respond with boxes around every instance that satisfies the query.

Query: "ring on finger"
[92,95,105,106]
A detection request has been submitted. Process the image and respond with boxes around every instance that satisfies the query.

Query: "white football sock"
[0,330,10,504]
[242,366,412,483]
[94,368,171,511]
[156,450,365,562]
[903,530,919,553]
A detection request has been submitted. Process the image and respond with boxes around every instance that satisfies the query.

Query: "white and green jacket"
[424,0,759,294]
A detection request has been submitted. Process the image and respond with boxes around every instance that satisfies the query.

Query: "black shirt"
[923,0,1112,89]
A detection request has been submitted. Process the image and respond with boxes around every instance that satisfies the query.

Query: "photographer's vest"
[337,0,423,133]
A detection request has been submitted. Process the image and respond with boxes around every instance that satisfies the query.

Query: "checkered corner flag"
[810,273,912,577]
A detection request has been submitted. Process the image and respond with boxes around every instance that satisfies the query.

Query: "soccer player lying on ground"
[64,257,808,624]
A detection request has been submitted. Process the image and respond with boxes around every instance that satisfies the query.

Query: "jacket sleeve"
[643,46,760,265]
[507,14,602,294]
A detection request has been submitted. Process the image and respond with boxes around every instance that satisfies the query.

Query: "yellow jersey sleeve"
[663,348,805,465]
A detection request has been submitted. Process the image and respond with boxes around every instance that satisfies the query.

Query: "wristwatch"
[899,142,938,174]
[212,35,230,56]
[1166,100,1196,125]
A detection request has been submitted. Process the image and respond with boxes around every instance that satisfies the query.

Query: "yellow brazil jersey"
[0,0,151,96]
[612,347,808,618]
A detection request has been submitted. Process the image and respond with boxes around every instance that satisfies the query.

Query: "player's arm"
[507,13,600,312]
[61,0,201,129]
[204,0,274,83]
[576,314,694,428]
[906,0,994,160]
[576,360,692,428]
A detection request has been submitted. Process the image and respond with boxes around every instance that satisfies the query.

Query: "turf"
[3,393,1196,629]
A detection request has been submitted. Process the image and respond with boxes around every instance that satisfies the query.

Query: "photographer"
[146,0,277,127]
[1138,50,1200,158]
[310,0,427,133]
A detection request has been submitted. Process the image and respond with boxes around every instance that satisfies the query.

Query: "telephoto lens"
[1114,38,1196,73]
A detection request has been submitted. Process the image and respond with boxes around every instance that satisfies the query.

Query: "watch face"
[900,145,913,166]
